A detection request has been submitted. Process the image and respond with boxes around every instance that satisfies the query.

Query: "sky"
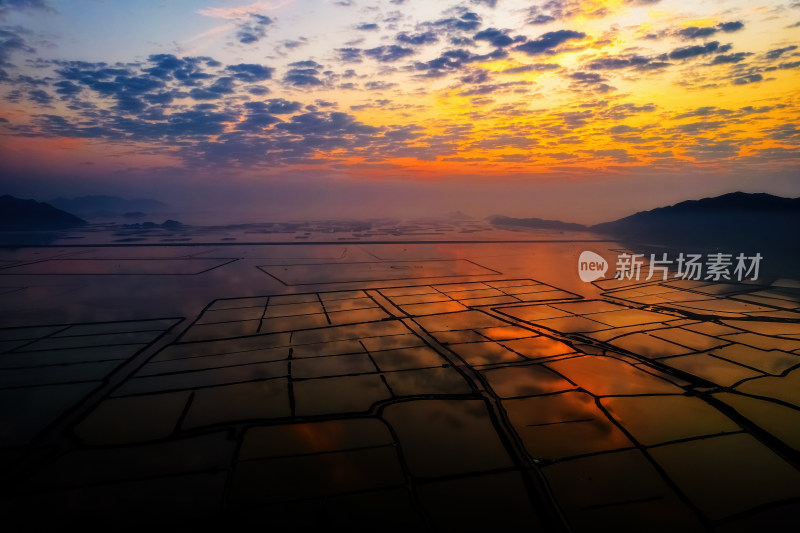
[0,0,798,223]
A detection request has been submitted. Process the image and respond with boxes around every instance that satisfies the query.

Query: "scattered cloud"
[766,45,798,60]
[396,31,438,46]
[355,23,379,31]
[732,73,763,85]
[284,59,325,86]
[515,30,586,56]
[474,28,519,48]
[430,11,482,33]
[364,45,414,62]
[0,0,797,181]
[0,0,53,20]
[227,63,273,82]
[236,13,273,44]
[668,41,720,60]
[0,26,35,66]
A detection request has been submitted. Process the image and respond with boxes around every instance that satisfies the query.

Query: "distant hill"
[445,210,473,220]
[489,192,799,247]
[488,215,588,232]
[49,195,166,217]
[0,195,87,231]
[591,192,800,246]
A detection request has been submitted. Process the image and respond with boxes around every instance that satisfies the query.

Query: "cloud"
[431,12,482,33]
[396,31,438,46]
[236,101,280,131]
[608,124,638,134]
[413,48,506,77]
[718,21,744,33]
[30,106,237,140]
[355,23,379,31]
[280,38,307,50]
[50,59,218,113]
[364,80,397,91]
[569,71,615,93]
[144,54,215,85]
[710,52,750,65]
[275,111,379,136]
[0,0,52,20]
[765,45,798,60]
[675,26,717,40]
[602,102,657,120]
[586,53,661,70]
[473,28,516,47]
[733,105,778,117]
[0,26,35,66]
[4,1,795,179]
[460,69,490,84]
[732,73,763,85]
[28,88,51,105]
[53,80,81,98]
[6,50,466,170]
[236,13,273,44]
[674,106,732,119]
[263,98,302,114]
[674,21,744,41]
[586,148,637,163]
[768,123,800,141]
[284,60,325,86]
[470,133,538,150]
[525,1,610,24]
[668,41,719,60]
[188,77,236,100]
[364,45,414,62]
[569,71,605,84]
[527,14,555,25]
[336,47,363,63]
[501,63,559,73]
[515,30,585,56]
[683,140,739,160]
[226,63,273,82]
[675,121,725,133]
[560,110,593,127]
[161,109,237,137]
[459,80,529,96]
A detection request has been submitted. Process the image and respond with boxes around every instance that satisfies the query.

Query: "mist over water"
[24,167,794,228]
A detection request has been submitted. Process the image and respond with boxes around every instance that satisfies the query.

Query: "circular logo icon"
[578,251,608,282]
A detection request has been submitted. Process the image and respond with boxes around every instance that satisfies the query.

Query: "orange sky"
[0,0,798,219]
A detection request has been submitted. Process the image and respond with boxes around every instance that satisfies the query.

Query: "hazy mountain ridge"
[0,195,87,231]
[490,192,800,246]
[49,195,166,217]
[590,192,800,245]
[488,215,588,232]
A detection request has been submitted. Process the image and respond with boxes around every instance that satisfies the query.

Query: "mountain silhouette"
[0,195,87,231]
[489,192,799,247]
[590,192,800,246]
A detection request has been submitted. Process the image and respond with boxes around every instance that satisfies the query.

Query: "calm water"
[1,221,798,531]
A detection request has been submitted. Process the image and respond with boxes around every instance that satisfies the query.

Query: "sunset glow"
[1,0,798,220]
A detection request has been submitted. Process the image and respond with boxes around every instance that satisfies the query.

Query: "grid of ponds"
[0,243,798,531]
